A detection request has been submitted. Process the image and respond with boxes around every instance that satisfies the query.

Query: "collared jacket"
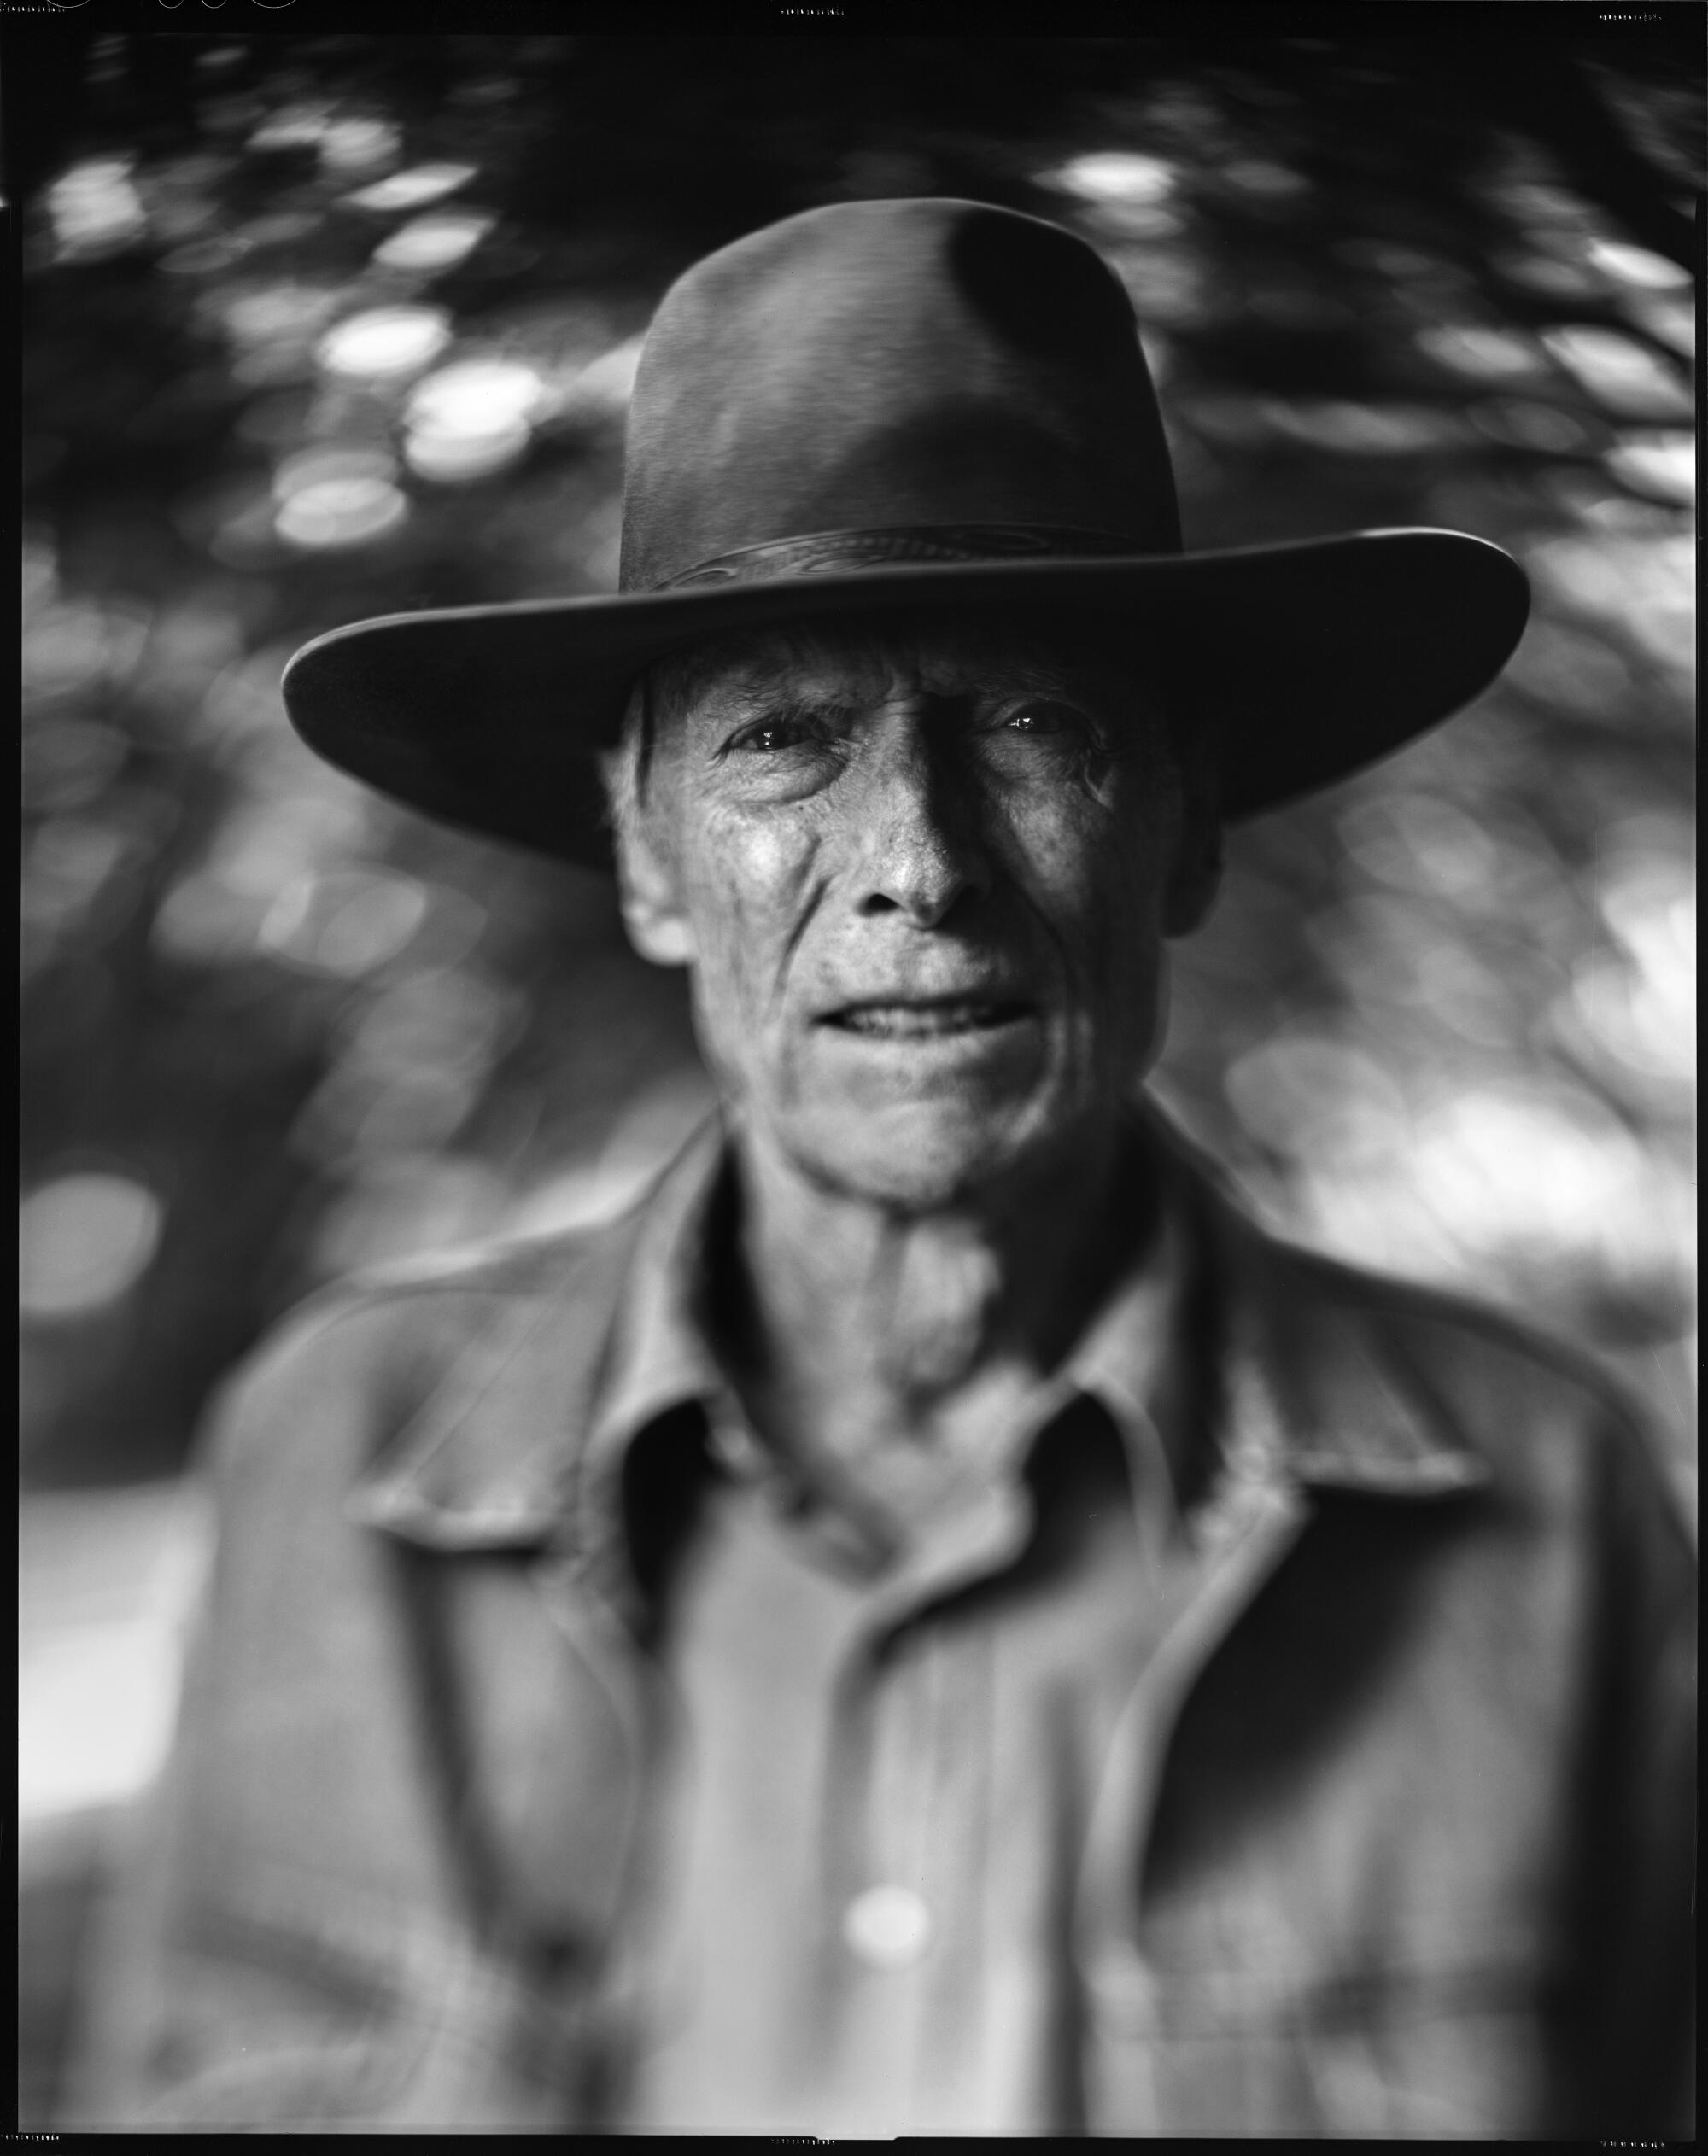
[83,1117,1694,2136]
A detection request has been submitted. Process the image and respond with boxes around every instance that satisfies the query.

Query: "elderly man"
[93,200,1691,2136]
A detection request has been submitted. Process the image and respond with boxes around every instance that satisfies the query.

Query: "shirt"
[75,1107,1694,2136]
[588,1130,1195,2134]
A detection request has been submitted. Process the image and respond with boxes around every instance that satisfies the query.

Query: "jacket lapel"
[1156,1113,1493,1503]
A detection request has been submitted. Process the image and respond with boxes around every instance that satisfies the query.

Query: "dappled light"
[274,471,410,549]
[403,356,545,481]
[20,1175,165,1322]
[18,26,1695,1529]
[372,210,497,273]
[46,157,149,259]
[344,161,478,213]
[315,303,454,381]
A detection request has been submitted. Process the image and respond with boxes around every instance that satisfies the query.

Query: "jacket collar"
[345,1122,720,1554]
[1168,1113,1491,1499]
[349,1106,1488,1557]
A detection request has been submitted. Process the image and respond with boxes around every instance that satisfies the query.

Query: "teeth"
[839,1003,1004,1037]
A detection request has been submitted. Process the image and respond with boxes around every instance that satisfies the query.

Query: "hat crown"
[618,197,1181,592]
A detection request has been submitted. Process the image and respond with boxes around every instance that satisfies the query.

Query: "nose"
[851,722,987,927]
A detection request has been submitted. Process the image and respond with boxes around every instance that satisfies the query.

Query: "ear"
[613,820,695,967]
[1161,806,1223,939]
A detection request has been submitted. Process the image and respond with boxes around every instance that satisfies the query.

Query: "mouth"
[821,998,1034,1040]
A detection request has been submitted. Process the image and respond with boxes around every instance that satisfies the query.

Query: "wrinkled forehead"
[652,609,1154,719]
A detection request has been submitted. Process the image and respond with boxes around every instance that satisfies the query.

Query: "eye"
[724,714,817,755]
[1004,699,1085,733]
[992,698,1099,743]
[713,708,847,798]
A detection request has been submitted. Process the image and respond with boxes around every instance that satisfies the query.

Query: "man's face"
[615,615,1220,1212]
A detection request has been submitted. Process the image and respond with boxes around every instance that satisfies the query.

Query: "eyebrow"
[708,683,865,725]
[705,659,1099,711]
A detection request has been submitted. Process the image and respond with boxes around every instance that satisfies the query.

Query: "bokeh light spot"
[1224,1032,1409,1158]
[215,286,345,390]
[408,358,542,429]
[1541,327,1693,419]
[1603,432,1693,505]
[1410,1084,1647,1254]
[249,104,331,153]
[1583,237,1692,291]
[372,212,495,272]
[1417,325,1544,381]
[403,357,543,482]
[319,117,401,174]
[272,443,398,498]
[345,162,477,213]
[20,1175,164,1320]
[344,969,521,1078]
[1053,152,1176,204]
[317,306,453,382]
[405,421,532,483]
[1567,951,1694,1086]
[151,869,268,964]
[260,868,430,975]
[25,600,150,704]
[1503,619,1631,719]
[1563,855,1697,1086]
[48,159,149,258]
[1530,532,1693,670]
[1339,791,1505,900]
[275,476,409,549]
[1259,400,1465,455]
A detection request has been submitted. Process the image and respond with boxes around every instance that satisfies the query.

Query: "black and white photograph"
[15,8,1698,2136]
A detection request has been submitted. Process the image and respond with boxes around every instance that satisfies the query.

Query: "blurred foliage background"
[20,26,1698,1492]
[13,23,1699,2125]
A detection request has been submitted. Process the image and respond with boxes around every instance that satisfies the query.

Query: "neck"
[720,1115,1152,1475]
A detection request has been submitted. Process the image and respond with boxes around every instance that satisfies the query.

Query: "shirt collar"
[1061,1143,1196,1520]
[571,1119,736,1564]
[349,1103,1488,1563]
[575,1113,1199,1579]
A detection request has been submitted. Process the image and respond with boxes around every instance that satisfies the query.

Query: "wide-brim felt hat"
[283,197,1530,869]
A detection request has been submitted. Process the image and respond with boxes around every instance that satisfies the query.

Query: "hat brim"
[281,528,1529,869]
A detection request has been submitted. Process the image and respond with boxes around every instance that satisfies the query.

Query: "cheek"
[992,787,1174,1094]
[1078,863,1167,1063]
[1003,785,1169,988]
[681,808,821,1027]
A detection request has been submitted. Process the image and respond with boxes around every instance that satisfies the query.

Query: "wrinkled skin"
[615,615,1221,1219]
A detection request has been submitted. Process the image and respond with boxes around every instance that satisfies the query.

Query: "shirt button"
[842,1884,933,1970]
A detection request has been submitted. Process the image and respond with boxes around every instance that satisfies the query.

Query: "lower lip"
[818,1004,1036,1051]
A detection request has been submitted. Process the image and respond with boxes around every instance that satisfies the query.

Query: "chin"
[786,1097,1071,1214]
